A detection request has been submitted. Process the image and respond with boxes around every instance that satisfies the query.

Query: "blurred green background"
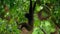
[0,0,60,34]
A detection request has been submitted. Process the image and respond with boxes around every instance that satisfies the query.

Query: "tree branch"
[39,26,47,34]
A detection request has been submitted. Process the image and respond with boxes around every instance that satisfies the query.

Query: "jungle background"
[0,0,60,34]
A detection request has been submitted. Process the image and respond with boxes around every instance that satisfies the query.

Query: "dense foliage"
[0,0,60,34]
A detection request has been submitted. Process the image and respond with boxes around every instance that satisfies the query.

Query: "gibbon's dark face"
[25,13,30,19]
